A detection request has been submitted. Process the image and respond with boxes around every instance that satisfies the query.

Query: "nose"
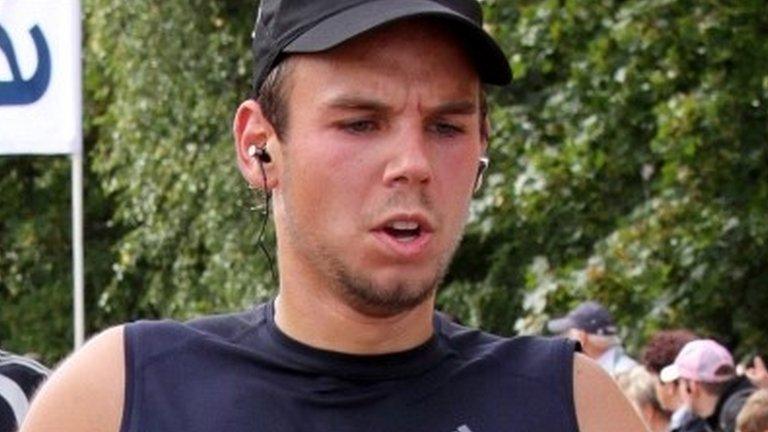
[382,126,433,188]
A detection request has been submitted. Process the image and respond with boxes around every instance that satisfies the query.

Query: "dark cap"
[547,301,618,336]
[251,0,512,95]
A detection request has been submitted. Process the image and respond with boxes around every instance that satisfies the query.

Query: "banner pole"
[72,0,84,350]
[72,152,84,349]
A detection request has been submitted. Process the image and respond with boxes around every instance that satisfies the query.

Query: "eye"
[340,119,379,134]
[429,121,465,138]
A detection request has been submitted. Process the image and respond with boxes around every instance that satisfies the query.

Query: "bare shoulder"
[572,352,648,432]
[21,325,126,432]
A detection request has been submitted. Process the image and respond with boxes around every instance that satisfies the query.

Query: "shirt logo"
[454,425,473,432]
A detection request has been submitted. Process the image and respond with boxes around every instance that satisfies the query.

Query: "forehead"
[285,19,481,108]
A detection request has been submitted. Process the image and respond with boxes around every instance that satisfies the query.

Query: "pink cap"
[660,339,735,383]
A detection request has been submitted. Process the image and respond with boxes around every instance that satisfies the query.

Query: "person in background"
[642,329,704,432]
[0,348,49,432]
[548,300,638,375]
[661,339,755,432]
[736,389,768,432]
[617,365,672,432]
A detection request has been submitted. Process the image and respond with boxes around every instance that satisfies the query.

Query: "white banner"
[0,0,81,155]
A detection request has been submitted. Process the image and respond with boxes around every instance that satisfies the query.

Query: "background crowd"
[547,301,768,432]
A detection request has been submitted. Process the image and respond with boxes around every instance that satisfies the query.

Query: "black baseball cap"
[250,0,512,95]
[547,301,618,336]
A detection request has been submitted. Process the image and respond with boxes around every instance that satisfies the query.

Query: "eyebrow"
[429,100,477,116]
[325,96,390,114]
[323,96,477,116]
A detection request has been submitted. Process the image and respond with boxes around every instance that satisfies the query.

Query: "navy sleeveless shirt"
[121,302,579,432]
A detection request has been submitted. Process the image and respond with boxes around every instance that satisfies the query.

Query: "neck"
[274,291,435,355]
[274,267,436,355]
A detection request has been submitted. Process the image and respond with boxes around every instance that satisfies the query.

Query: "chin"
[333,268,442,318]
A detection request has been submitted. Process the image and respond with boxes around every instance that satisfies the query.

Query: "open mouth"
[371,214,434,257]
[382,220,422,242]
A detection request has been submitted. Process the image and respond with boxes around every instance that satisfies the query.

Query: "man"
[661,339,755,432]
[22,1,646,431]
[642,329,706,432]
[0,349,48,432]
[548,300,639,376]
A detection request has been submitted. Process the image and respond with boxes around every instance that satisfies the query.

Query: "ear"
[481,116,491,147]
[474,155,489,194]
[233,99,279,191]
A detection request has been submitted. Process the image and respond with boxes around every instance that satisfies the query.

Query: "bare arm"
[573,353,649,432]
[21,326,126,432]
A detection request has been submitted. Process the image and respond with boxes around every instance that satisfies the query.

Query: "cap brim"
[659,364,681,383]
[547,317,576,334]
[284,0,511,85]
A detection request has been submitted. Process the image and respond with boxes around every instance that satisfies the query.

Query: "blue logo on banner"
[0,24,51,105]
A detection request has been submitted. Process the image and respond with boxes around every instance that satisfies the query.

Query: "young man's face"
[271,20,485,316]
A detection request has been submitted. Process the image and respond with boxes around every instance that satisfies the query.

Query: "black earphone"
[247,144,277,283]
[247,145,272,163]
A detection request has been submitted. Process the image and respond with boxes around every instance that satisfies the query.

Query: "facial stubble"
[279,164,469,318]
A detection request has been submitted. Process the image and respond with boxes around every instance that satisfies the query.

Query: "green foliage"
[1,0,272,363]
[86,0,273,323]
[438,0,768,357]
[1,157,77,361]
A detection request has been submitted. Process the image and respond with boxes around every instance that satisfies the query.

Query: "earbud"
[474,156,489,193]
[247,144,272,163]
[245,144,277,285]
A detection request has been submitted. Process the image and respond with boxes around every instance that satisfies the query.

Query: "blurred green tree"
[439,0,768,358]
[1,0,270,363]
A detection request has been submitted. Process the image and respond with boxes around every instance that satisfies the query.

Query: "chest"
[126,360,575,432]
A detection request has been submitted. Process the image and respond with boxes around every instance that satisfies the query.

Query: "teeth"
[388,220,419,230]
